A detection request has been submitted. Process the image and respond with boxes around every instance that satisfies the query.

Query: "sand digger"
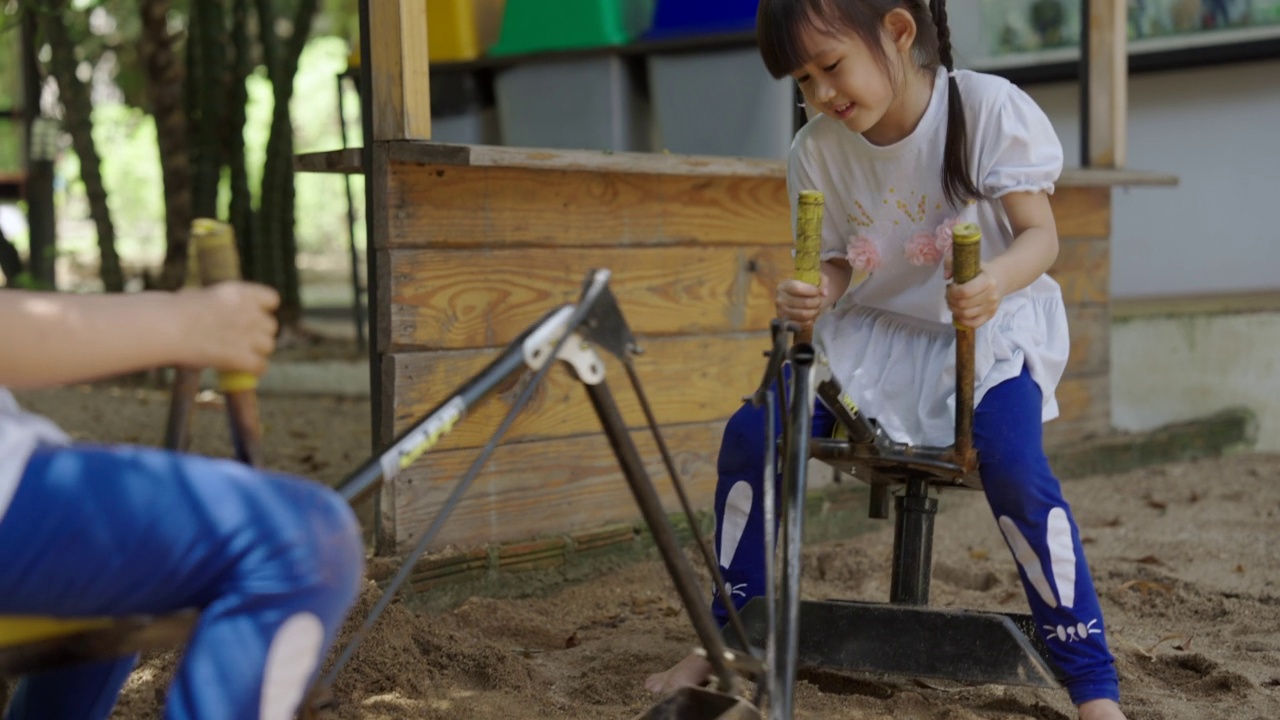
[0,198,1058,719]
[0,261,760,718]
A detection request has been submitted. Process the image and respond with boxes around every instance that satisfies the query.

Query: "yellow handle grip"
[0,615,115,647]
[794,190,824,287]
[190,219,259,392]
[951,222,982,286]
[192,218,242,286]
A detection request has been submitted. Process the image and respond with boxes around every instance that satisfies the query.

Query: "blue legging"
[0,444,365,720]
[710,366,1119,705]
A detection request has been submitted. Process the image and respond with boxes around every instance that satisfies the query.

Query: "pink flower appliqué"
[904,231,943,266]
[934,217,960,255]
[846,235,882,273]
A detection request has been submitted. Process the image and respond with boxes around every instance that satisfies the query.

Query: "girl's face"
[789,16,908,138]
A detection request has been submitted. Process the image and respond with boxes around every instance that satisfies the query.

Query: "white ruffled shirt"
[793,67,1070,446]
[0,388,70,523]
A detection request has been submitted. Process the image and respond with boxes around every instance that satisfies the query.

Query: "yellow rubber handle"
[951,222,982,285]
[217,372,259,393]
[0,615,115,648]
[794,190,824,287]
[190,219,260,391]
[952,223,982,330]
[191,219,242,286]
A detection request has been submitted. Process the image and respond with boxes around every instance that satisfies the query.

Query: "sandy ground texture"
[10,382,1280,720]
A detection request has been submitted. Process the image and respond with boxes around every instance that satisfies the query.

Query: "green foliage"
[9,269,45,289]
[54,34,365,266]
[0,118,20,172]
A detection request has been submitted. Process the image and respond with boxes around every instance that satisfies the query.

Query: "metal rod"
[224,392,265,467]
[583,379,741,695]
[951,224,982,471]
[322,306,580,691]
[762,385,780,715]
[163,368,201,452]
[355,0,383,551]
[335,306,568,506]
[777,343,816,720]
[623,361,753,657]
[336,70,366,352]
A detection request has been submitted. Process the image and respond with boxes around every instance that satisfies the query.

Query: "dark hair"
[757,0,983,208]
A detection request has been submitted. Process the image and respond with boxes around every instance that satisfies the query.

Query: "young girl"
[0,283,364,720]
[644,0,1126,717]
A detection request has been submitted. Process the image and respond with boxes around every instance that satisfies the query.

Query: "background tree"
[38,0,124,292]
[138,0,191,290]
[3,0,361,324]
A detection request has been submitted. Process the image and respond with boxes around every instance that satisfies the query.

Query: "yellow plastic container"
[428,0,506,62]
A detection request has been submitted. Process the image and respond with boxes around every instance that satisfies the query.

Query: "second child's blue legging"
[709,365,1119,705]
[0,444,365,720]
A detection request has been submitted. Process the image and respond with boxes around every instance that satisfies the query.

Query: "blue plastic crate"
[645,0,758,39]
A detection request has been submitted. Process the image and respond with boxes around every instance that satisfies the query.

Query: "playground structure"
[0,1,1183,718]
[296,0,1174,558]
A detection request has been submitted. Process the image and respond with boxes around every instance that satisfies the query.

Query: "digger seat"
[0,611,197,677]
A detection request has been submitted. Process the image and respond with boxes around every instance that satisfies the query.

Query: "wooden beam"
[1086,0,1128,167]
[293,147,1177,186]
[368,0,432,140]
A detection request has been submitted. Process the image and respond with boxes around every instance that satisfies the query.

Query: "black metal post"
[356,0,387,553]
[336,71,366,352]
[890,477,937,605]
[776,343,816,720]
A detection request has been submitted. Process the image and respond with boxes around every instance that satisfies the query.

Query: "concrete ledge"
[1048,407,1257,480]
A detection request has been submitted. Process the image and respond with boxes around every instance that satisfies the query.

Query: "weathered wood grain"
[382,245,789,351]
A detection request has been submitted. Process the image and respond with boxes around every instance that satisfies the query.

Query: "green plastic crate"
[489,0,654,55]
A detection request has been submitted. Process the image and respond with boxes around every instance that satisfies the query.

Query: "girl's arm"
[0,282,279,390]
[947,191,1059,328]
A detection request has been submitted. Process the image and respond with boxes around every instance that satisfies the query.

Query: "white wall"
[1112,312,1280,450]
[1017,60,1280,449]
[1022,59,1280,300]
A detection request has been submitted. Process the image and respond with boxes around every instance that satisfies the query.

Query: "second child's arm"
[0,283,280,390]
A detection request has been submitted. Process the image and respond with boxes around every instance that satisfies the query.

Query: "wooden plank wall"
[377,151,1114,553]
[1044,186,1113,447]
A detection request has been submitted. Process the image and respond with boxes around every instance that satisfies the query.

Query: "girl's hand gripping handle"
[951,223,981,470]
[192,219,266,468]
[793,190,824,344]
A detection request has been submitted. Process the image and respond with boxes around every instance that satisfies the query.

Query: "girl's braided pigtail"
[929,0,984,208]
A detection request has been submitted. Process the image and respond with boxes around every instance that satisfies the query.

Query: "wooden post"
[1084,0,1127,167]
[368,0,432,141]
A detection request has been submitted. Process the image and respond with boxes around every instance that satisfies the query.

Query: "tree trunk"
[41,0,123,293]
[0,224,25,285]
[226,0,256,281]
[191,0,229,221]
[139,0,194,291]
[254,0,320,327]
[20,7,55,288]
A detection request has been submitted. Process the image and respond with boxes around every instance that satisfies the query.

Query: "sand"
[13,383,1279,720]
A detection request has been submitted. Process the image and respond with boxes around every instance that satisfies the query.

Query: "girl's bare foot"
[644,652,712,694]
[1078,698,1125,720]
